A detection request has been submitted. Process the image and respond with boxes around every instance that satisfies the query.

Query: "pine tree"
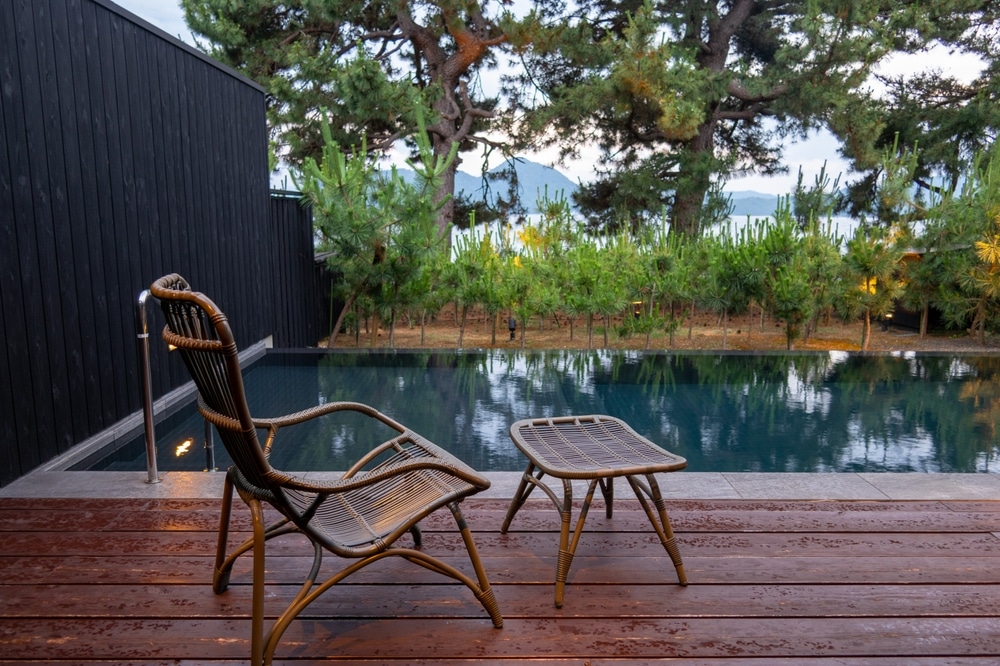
[506,0,997,237]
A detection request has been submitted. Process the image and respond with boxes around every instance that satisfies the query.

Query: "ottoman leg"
[501,463,540,533]
[555,478,600,607]
[627,474,688,586]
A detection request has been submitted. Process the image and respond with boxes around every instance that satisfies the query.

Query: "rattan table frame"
[500,414,688,607]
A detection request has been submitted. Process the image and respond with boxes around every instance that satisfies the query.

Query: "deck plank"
[0,497,998,663]
[5,500,1000,533]
[3,617,1000,660]
[2,554,998,585]
[2,583,999,619]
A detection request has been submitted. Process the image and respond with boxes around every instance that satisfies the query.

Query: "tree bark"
[399,5,505,235]
[457,304,468,349]
[326,293,358,348]
[670,123,715,237]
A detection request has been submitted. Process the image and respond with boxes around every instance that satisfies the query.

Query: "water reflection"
[89,350,1000,473]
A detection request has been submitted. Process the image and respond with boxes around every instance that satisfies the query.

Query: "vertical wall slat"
[63,0,104,436]
[35,0,78,457]
[0,0,28,483]
[80,0,119,430]
[50,0,94,445]
[12,0,55,472]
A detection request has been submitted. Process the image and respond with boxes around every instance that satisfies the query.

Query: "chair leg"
[248,498,267,666]
[213,473,236,593]
[214,475,295,595]
[246,502,503,664]
[263,541,324,665]
[450,502,503,628]
[408,524,422,549]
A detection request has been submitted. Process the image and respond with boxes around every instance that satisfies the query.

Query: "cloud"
[112,0,194,44]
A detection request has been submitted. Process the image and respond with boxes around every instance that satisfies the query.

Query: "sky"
[113,0,982,195]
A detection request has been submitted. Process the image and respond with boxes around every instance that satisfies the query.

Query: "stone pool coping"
[2,470,998,500]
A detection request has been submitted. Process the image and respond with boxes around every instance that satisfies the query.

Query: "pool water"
[79,350,1000,473]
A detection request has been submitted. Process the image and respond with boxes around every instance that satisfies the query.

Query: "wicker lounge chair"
[150,274,502,665]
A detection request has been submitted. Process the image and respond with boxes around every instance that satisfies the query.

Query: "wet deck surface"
[1,486,999,663]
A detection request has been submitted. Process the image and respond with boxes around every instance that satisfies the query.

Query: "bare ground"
[326,307,997,353]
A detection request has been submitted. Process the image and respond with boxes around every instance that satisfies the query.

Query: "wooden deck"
[1,495,999,663]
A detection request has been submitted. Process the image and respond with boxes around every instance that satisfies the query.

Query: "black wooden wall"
[1,0,322,487]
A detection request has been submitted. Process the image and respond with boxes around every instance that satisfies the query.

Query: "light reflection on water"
[83,350,1000,473]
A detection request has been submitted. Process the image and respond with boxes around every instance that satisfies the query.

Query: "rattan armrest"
[251,400,413,457]
[247,402,489,493]
[252,400,406,433]
[273,456,491,494]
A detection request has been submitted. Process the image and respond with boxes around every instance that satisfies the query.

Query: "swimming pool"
[77,349,1000,473]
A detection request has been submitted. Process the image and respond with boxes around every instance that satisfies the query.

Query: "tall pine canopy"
[181,0,999,237]
[504,0,1000,237]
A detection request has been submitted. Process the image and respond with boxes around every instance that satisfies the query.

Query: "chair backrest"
[150,274,273,490]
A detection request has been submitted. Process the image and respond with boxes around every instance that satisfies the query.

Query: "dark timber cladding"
[0,0,319,488]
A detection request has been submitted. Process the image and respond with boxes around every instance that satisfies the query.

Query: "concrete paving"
[3,469,999,500]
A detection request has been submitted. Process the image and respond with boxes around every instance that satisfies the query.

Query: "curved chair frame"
[150,274,502,665]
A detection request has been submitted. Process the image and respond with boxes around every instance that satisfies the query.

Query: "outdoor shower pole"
[204,419,216,472]
[136,289,161,484]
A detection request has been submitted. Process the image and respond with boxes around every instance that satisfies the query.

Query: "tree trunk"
[434,152,457,238]
[326,293,358,348]
[670,110,717,237]
[668,0,755,237]
[396,6,504,236]
[457,304,468,349]
[722,309,729,350]
[862,310,872,351]
[369,311,381,348]
[671,182,708,237]
[920,303,929,339]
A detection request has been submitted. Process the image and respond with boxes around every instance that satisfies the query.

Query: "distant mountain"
[725,191,784,217]
[456,160,579,213]
[392,158,578,214]
[393,159,787,217]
